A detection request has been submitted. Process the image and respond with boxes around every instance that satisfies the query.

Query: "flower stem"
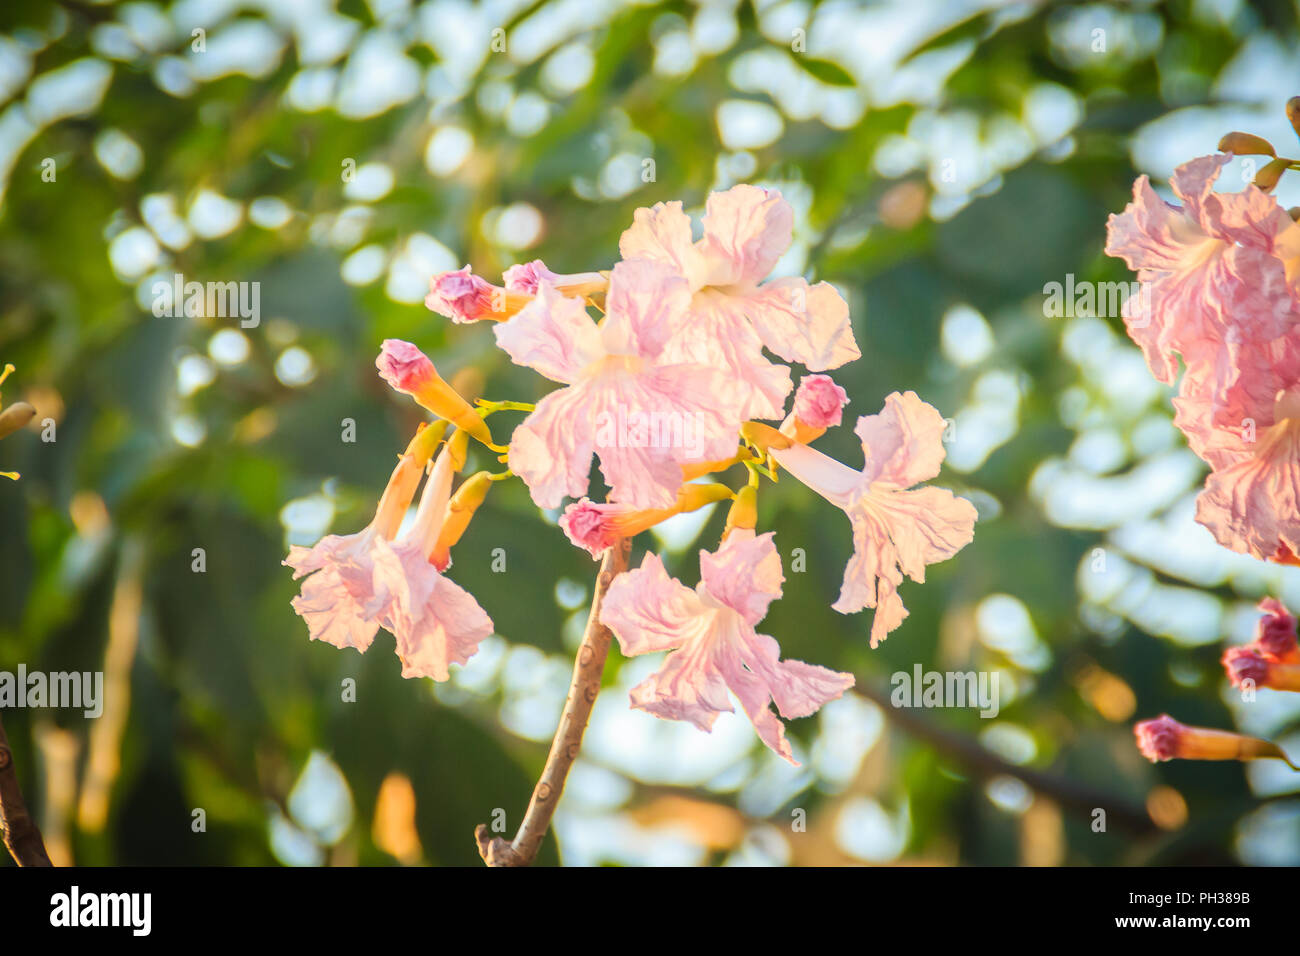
[0,711,53,866]
[475,537,630,866]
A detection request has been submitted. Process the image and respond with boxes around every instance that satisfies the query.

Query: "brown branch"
[854,679,1158,835]
[0,711,53,866]
[476,537,630,866]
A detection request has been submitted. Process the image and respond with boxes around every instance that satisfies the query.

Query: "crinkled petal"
[601,259,692,358]
[855,391,949,488]
[744,277,860,371]
[508,384,597,509]
[698,530,784,626]
[602,552,708,655]
[290,564,382,651]
[370,537,493,681]
[589,363,740,508]
[618,200,702,287]
[493,282,601,385]
[837,486,977,646]
[665,292,792,420]
[697,185,793,288]
[1196,425,1300,562]
[1174,155,1292,248]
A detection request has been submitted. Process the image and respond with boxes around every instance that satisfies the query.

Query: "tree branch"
[854,679,1158,835]
[476,537,630,866]
[0,711,53,866]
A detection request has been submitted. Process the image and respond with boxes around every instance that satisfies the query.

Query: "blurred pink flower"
[1256,597,1300,663]
[600,530,854,764]
[495,260,743,509]
[770,391,976,646]
[620,184,859,419]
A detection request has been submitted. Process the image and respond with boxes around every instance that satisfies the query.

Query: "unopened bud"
[431,471,492,571]
[1218,131,1275,157]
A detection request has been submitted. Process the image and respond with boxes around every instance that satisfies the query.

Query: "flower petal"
[698,530,784,626]
[493,282,601,385]
[698,184,793,288]
[602,552,708,656]
[744,277,860,371]
[507,384,597,509]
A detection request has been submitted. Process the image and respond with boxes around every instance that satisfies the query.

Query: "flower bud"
[781,374,849,443]
[1222,645,1300,691]
[559,483,733,558]
[1218,131,1276,157]
[723,484,757,538]
[376,340,495,447]
[425,267,530,323]
[430,471,493,571]
[1135,714,1297,766]
[1256,597,1300,663]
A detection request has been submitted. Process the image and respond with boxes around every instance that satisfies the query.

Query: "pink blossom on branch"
[620,184,860,419]
[770,391,977,646]
[600,530,854,764]
[495,260,745,509]
[1103,154,1296,387]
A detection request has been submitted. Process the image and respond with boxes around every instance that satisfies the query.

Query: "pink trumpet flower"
[770,391,977,646]
[495,259,744,509]
[600,530,854,765]
[620,184,860,419]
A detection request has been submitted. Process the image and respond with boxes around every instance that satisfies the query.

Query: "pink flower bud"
[426,267,496,323]
[1223,646,1271,687]
[1256,597,1298,661]
[559,499,621,559]
[793,374,849,429]
[503,259,559,294]
[1134,714,1185,762]
[376,339,436,394]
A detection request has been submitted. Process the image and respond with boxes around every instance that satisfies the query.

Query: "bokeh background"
[3,0,1300,867]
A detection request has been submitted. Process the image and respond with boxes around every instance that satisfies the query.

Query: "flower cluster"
[1134,597,1300,769]
[1104,99,1300,562]
[287,184,977,763]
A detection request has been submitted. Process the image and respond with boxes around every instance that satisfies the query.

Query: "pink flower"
[1256,597,1299,663]
[376,338,436,393]
[1134,714,1185,762]
[620,185,860,419]
[503,259,560,294]
[368,450,495,681]
[426,266,498,323]
[770,391,977,646]
[558,484,733,558]
[792,373,848,429]
[284,450,426,652]
[495,260,744,509]
[1104,155,1296,387]
[600,530,854,764]
[1134,713,1292,763]
[1223,645,1271,688]
[559,499,620,558]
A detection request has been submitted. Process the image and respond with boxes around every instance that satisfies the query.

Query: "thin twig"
[0,711,53,866]
[476,538,630,866]
[854,680,1158,834]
